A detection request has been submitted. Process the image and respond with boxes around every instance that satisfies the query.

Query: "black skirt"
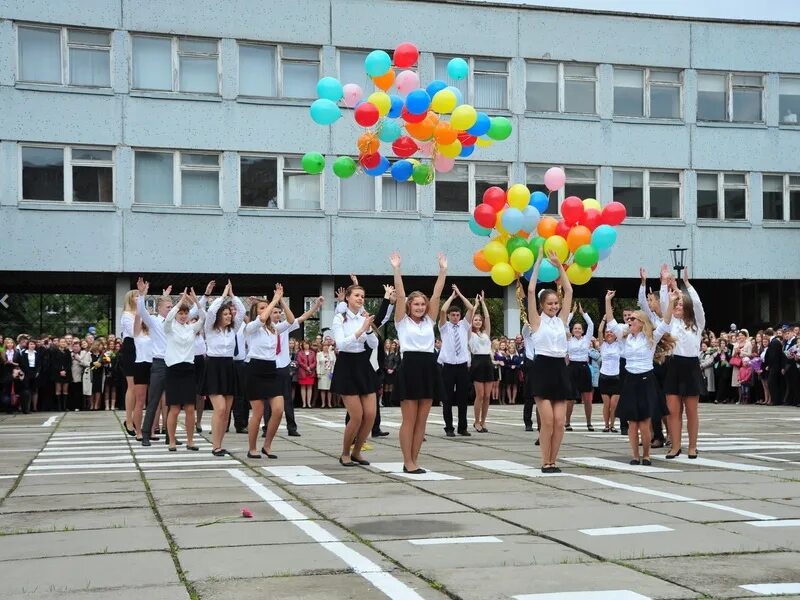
[330,351,377,396]
[616,369,669,422]
[395,351,445,402]
[663,355,703,397]
[133,361,151,385]
[165,362,195,407]
[528,355,571,400]
[194,355,206,395]
[246,359,282,401]
[234,359,247,397]
[470,354,494,383]
[598,373,620,396]
[204,356,235,396]
[120,337,136,377]
[568,360,593,396]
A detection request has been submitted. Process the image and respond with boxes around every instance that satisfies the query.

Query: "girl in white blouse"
[566,305,594,432]
[526,248,573,474]
[597,319,623,433]
[391,250,447,475]
[468,291,493,433]
[120,289,138,437]
[132,314,152,441]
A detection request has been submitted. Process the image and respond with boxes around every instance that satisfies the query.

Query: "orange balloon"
[357,132,380,155]
[515,230,530,239]
[405,114,436,140]
[566,225,592,252]
[537,216,558,238]
[372,69,396,91]
[473,250,492,273]
[434,122,458,145]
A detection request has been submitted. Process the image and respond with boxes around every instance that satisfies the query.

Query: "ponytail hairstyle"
[123,290,138,313]
[677,291,697,332]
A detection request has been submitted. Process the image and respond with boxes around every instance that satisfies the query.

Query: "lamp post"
[670,244,687,282]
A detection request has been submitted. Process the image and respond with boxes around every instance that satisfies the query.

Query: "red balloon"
[602,201,627,226]
[474,204,497,228]
[354,102,379,127]
[401,106,426,123]
[482,186,506,211]
[391,136,418,158]
[555,220,572,239]
[360,153,381,169]
[457,132,477,146]
[561,196,585,226]
[581,208,602,231]
[393,42,419,68]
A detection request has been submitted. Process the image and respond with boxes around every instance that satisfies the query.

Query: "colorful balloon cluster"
[470,167,627,286]
[303,42,512,184]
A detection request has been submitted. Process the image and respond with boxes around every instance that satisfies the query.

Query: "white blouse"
[664,286,705,358]
[244,319,292,362]
[599,340,623,376]
[120,311,135,339]
[396,315,435,354]
[193,334,206,357]
[521,324,536,360]
[567,314,594,362]
[204,296,246,357]
[135,334,153,364]
[137,296,167,360]
[233,322,246,361]
[469,331,492,355]
[332,309,378,354]
[608,319,671,374]
[531,314,568,358]
[164,305,205,367]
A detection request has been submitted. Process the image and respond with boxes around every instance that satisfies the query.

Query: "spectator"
[297,340,317,408]
[316,340,336,408]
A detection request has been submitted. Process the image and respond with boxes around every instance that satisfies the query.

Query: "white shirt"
[663,286,705,357]
[331,309,378,354]
[531,314,568,358]
[438,319,471,365]
[193,334,206,357]
[26,349,36,368]
[234,322,246,361]
[137,296,167,360]
[204,296,246,357]
[608,318,671,374]
[336,301,394,328]
[245,319,292,362]
[567,314,594,362]
[521,324,536,360]
[599,340,623,376]
[396,315,436,354]
[120,311,135,339]
[638,285,663,326]
[164,305,205,367]
[276,320,300,368]
[135,334,154,364]
[469,331,491,355]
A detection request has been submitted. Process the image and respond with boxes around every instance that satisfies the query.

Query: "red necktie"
[276,333,282,355]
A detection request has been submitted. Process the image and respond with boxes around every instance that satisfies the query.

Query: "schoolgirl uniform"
[231,321,249,430]
[598,337,623,396]
[163,305,205,407]
[469,331,494,383]
[567,314,594,398]
[662,286,705,397]
[133,331,153,386]
[203,296,245,396]
[244,318,292,401]
[119,311,136,377]
[330,308,378,396]
[394,314,444,402]
[193,332,206,396]
[521,323,539,430]
[528,314,572,400]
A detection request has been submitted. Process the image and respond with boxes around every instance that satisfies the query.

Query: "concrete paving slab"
[586,485,749,504]
[489,503,682,532]
[289,481,411,500]
[312,493,470,519]
[0,526,168,561]
[10,480,146,497]
[633,499,800,523]
[445,489,600,511]
[0,491,150,513]
[145,476,249,491]
[340,511,527,541]
[158,500,315,526]
[169,519,355,548]
[693,481,800,500]
[17,471,143,486]
[149,485,271,505]
[0,507,158,534]
[716,521,800,551]
[2,584,190,600]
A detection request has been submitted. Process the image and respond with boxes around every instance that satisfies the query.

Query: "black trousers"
[232,360,249,429]
[264,367,297,433]
[767,368,784,406]
[785,365,800,406]
[441,362,469,433]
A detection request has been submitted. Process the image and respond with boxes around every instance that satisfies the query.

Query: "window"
[240,156,277,207]
[696,172,748,220]
[340,168,375,211]
[526,165,597,215]
[474,164,509,205]
[339,50,372,96]
[613,170,644,217]
[612,169,681,219]
[337,173,418,212]
[779,76,800,125]
[17,25,111,87]
[435,56,508,109]
[21,145,113,203]
[697,72,763,123]
[239,43,319,98]
[283,157,320,210]
[134,150,220,207]
[132,34,219,94]
[239,155,322,210]
[525,165,556,214]
[435,164,469,212]
[613,67,682,119]
[381,176,416,212]
[526,61,597,114]
[762,174,800,222]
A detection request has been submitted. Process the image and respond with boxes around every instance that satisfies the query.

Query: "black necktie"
[234,332,239,357]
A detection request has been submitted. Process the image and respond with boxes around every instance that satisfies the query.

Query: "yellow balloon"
[476,137,493,148]
[483,241,509,266]
[582,197,601,211]
[507,184,531,210]
[510,247,534,273]
[450,104,477,130]
[544,235,569,263]
[438,140,462,158]
[431,89,457,114]
[566,263,592,285]
[368,91,391,117]
[491,262,516,286]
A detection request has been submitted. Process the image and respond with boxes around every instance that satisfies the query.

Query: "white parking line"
[651,455,780,471]
[746,519,800,528]
[41,416,59,426]
[563,457,679,474]
[263,466,345,486]
[514,592,652,600]
[408,536,502,545]
[739,583,800,595]
[579,525,673,536]
[370,462,461,481]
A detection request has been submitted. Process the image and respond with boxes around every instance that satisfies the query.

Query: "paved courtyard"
[2,404,800,600]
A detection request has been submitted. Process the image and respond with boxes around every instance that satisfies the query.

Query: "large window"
[21,145,113,203]
[526,62,597,114]
[526,165,597,215]
[132,35,219,94]
[18,25,111,87]
[239,43,319,98]
[763,175,800,222]
[613,67,682,119]
[779,76,800,125]
[474,164,509,204]
[612,170,681,219]
[697,72,763,123]
[435,56,508,110]
[134,150,220,207]
[435,164,469,212]
[338,173,418,212]
[239,155,321,210]
[240,156,278,207]
[697,172,748,221]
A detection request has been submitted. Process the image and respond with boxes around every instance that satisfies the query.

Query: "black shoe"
[123,421,136,437]
[160,428,167,435]
[629,459,641,465]
[339,457,357,467]
[247,451,261,459]
[287,431,301,437]
[235,427,248,434]
[186,445,199,451]
[564,425,573,431]
[261,448,277,459]
[620,428,628,436]
[535,438,540,446]
[350,455,370,466]
[551,466,562,473]
[212,448,227,456]
[666,449,682,459]
[642,459,652,466]
[587,425,594,432]
[525,426,534,432]
[457,430,471,437]
[402,466,426,474]
[688,451,698,459]
[372,431,389,437]
[480,427,489,433]
[542,466,556,473]
[135,437,143,442]
[445,430,456,438]
[168,447,177,452]
[141,438,151,447]
[195,425,202,434]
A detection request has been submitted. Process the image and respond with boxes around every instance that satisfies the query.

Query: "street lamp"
[670,244,687,282]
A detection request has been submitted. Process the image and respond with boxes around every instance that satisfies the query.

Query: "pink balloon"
[418,140,434,156]
[395,70,420,96]
[433,154,455,173]
[544,167,566,192]
[342,83,363,108]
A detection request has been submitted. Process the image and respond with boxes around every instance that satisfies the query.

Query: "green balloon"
[574,244,600,268]
[487,116,513,141]
[506,236,528,255]
[527,236,545,258]
[411,163,433,185]
[301,152,325,175]
[332,156,357,179]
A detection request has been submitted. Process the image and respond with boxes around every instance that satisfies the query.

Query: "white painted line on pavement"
[746,519,800,528]
[34,455,133,463]
[737,453,793,463]
[467,459,568,478]
[579,525,673,536]
[563,457,679,473]
[138,460,239,468]
[740,583,800,595]
[52,432,121,438]
[696,444,800,451]
[227,468,426,600]
[651,455,780,471]
[514,591,652,600]
[370,462,462,481]
[263,465,345,486]
[46,440,131,446]
[28,462,136,470]
[24,469,140,477]
[41,416,59,426]
[408,536,502,545]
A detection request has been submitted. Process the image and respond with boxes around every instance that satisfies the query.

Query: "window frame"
[19,143,115,204]
[610,168,683,220]
[697,71,764,123]
[525,60,598,115]
[434,54,510,111]
[130,33,220,95]
[696,171,749,221]
[237,41,320,99]
[613,66,683,120]
[434,162,510,214]
[778,75,800,126]
[238,154,324,211]
[762,174,800,223]
[133,149,221,208]
[16,23,112,88]
[525,164,599,215]
[337,169,420,213]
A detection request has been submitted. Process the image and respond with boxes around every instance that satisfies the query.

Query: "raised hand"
[389,251,401,269]
[606,290,616,301]
[162,285,173,296]
[437,252,448,271]
[314,296,325,309]
[178,288,189,305]
[682,267,690,287]
[640,267,647,283]
[479,290,485,302]
[660,263,671,284]
[189,287,199,305]
[578,302,584,314]
[137,277,149,295]
[669,288,681,303]
[349,273,359,286]
[274,283,284,300]
[204,280,216,296]
[336,287,346,302]
[546,250,561,268]
[383,284,395,299]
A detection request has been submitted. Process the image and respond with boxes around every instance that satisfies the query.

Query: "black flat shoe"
[525,426,534,432]
[458,431,472,437]
[564,425,573,431]
[551,466,562,473]
[587,425,595,432]
[168,447,177,452]
[211,448,227,456]
[629,459,641,465]
[195,425,202,434]
[247,452,262,459]
[372,431,389,437]
[261,448,277,459]
[535,438,540,446]
[445,430,456,437]
[480,427,489,433]
[402,466,426,474]
[642,459,652,466]
[688,451,698,459]
[339,457,357,467]
[123,421,136,436]
[287,431,301,437]
[186,445,199,451]
[135,437,143,442]
[235,428,248,434]
[141,438,151,447]
[350,455,370,466]
[666,449,682,459]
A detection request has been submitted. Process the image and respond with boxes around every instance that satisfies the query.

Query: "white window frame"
[697,71,764,123]
[130,34,220,94]
[237,41,320,98]
[19,143,115,203]
[612,169,682,219]
[435,55,510,110]
[613,66,683,119]
[762,174,800,222]
[526,61,598,115]
[778,75,800,125]
[434,163,510,214]
[16,23,112,87]
[697,171,749,221]
[337,170,420,213]
[238,154,323,210]
[133,149,221,207]
[525,164,599,213]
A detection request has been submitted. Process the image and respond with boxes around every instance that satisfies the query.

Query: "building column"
[503,284,521,338]
[114,276,132,336]
[319,276,336,334]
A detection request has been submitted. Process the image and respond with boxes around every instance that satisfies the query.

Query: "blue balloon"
[364,50,391,77]
[538,260,559,283]
[447,57,469,81]
[468,216,491,237]
[405,89,431,115]
[388,95,404,118]
[365,156,390,176]
[316,77,343,101]
[598,247,613,260]
[530,191,549,214]
[459,144,475,158]
[378,120,402,143]
[501,207,524,233]
[467,112,491,136]
[309,98,341,125]
[391,160,413,182]
[523,266,534,281]
[426,80,447,98]
[521,206,541,232]
[446,86,464,106]
[591,224,618,251]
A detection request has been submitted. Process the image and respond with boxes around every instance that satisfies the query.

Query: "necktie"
[234,332,239,357]
[276,332,282,355]
[453,323,461,358]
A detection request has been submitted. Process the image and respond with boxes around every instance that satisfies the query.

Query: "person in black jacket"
[18,340,41,413]
[50,338,71,411]
[37,337,53,411]
[764,327,785,406]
